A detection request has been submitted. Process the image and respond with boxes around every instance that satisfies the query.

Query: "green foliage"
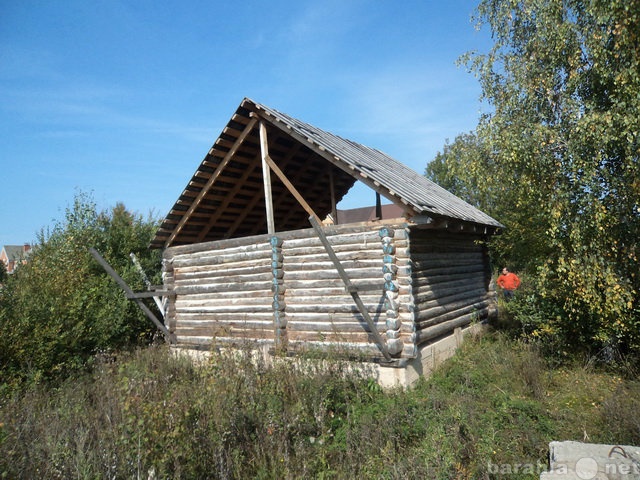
[428,0,640,355]
[0,261,7,284]
[0,192,161,386]
[1,333,638,479]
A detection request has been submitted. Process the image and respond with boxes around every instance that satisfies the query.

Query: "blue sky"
[0,0,492,246]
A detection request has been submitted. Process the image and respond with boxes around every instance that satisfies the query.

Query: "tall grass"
[1,333,638,479]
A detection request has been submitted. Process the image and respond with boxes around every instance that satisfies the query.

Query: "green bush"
[0,192,161,386]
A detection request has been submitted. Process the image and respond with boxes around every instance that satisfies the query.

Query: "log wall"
[281,223,414,358]
[163,238,274,347]
[408,228,493,347]
[162,221,495,360]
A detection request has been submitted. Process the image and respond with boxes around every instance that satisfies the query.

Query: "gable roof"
[3,245,25,262]
[151,98,502,248]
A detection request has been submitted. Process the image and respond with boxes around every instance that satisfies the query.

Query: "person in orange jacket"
[497,267,521,301]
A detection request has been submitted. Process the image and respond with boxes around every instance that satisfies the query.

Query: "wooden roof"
[151,98,502,248]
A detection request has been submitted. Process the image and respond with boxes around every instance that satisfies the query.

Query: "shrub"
[0,192,161,387]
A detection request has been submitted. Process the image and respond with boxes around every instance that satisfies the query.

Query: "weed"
[1,334,638,479]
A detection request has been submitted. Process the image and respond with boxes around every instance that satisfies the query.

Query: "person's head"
[502,267,509,275]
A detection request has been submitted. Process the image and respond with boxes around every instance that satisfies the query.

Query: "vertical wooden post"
[329,166,338,225]
[259,121,276,235]
[270,236,287,354]
[375,192,382,220]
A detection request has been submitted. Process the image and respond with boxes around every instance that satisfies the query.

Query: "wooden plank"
[165,116,258,247]
[126,290,173,299]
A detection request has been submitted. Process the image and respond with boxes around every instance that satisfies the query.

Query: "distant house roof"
[3,245,27,262]
[1,244,32,274]
[333,204,406,225]
[151,98,502,248]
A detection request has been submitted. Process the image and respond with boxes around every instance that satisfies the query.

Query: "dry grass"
[1,333,638,479]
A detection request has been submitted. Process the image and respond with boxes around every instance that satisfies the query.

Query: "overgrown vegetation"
[426,0,640,358]
[0,192,161,387]
[1,332,638,479]
[1,1,638,477]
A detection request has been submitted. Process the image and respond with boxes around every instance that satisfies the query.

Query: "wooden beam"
[89,248,172,343]
[194,154,261,243]
[164,117,258,248]
[126,290,174,299]
[308,216,392,362]
[259,121,276,235]
[329,166,338,225]
[262,153,322,224]
[253,107,415,217]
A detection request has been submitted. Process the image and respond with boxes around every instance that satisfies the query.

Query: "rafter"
[164,116,258,247]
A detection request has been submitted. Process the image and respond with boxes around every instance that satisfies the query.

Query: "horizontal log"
[178,319,274,329]
[173,289,272,301]
[172,250,271,269]
[413,287,488,309]
[415,297,489,328]
[285,316,388,330]
[283,268,382,281]
[412,268,487,283]
[175,263,271,278]
[283,259,382,272]
[282,231,381,249]
[175,312,275,322]
[284,242,409,258]
[282,279,411,293]
[283,250,383,263]
[165,221,408,258]
[176,304,273,313]
[411,263,486,278]
[284,303,386,314]
[174,281,272,295]
[283,293,387,305]
[173,239,271,257]
[416,300,491,328]
[409,236,483,247]
[176,296,273,308]
[288,330,382,344]
[409,230,484,242]
[126,290,173,299]
[174,271,273,286]
[287,319,414,334]
[414,309,488,345]
[176,326,275,339]
[174,258,271,272]
[411,258,486,271]
[408,251,483,263]
[168,239,271,258]
[412,279,487,302]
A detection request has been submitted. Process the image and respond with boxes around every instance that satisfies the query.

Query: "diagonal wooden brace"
[89,248,172,343]
[309,216,392,362]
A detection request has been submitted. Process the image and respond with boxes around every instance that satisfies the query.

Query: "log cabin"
[151,98,503,387]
